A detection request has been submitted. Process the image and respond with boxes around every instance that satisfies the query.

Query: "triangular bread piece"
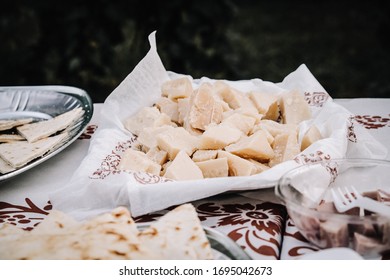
[0,133,68,168]
[17,108,83,142]
[0,134,25,143]
[0,157,16,174]
[0,205,213,260]
[0,118,33,131]
[138,204,213,259]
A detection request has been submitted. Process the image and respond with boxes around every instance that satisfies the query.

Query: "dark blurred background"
[1,0,389,103]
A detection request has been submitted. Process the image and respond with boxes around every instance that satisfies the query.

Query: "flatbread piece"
[0,157,16,174]
[0,118,33,131]
[0,204,213,260]
[17,107,83,143]
[0,134,25,143]
[0,132,68,168]
[138,203,213,259]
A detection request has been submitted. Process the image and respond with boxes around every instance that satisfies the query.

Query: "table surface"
[1,98,389,260]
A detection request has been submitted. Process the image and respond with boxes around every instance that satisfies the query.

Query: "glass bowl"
[275,158,390,259]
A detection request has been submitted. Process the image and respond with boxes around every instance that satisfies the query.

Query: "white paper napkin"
[49,31,387,219]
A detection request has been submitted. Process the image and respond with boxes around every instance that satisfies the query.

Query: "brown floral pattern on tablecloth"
[280,218,319,259]
[0,199,52,230]
[194,200,287,260]
[134,199,288,259]
[78,124,98,140]
[353,114,390,130]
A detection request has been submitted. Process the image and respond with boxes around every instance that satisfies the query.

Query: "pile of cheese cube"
[121,77,322,181]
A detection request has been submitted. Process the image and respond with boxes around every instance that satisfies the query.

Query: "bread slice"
[0,118,33,131]
[0,204,213,260]
[17,108,83,143]
[137,204,213,259]
[0,134,25,143]
[0,157,16,174]
[0,133,68,168]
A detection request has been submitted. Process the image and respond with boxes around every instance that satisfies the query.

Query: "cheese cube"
[223,107,263,124]
[253,120,297,138]
[249,127,274,146]
[164,151,204,180]
[178,97,204,135]
[137,125,174,152]
[269,131,300,167]
[217,150,255,177]
[188,83,223,130]
[196,158,229,178]
[161,77,193,100]
[177,98,190,125]
[183,122,204,136]
[301,125,322,151]
[199,124,242,150]
[192,149,218,162]
[213,94,232,112]
[214,81,256,111]
[248,91,280,121]
[160,161,172,176]
[248,159,270,175]
[157,127,199,160]
[225,130,274,162]
[146,147,168,166]
[280,90,311,125]
[221,113,256,135]
[123,107,174,136]
[155,97,179,123]
[118,149,161,175]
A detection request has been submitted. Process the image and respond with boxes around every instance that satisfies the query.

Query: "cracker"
[0,157,16,174]
[0,118,33,131]
[17,107,83,143]
[0,134,25,143]
[0,133,68,168]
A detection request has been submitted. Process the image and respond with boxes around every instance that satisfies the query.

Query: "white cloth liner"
[49,31,387,220]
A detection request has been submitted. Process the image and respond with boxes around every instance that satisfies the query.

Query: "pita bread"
[0,157,16,174]
[0,207,138,260]
[0,230,86,260]
[78,208,148,260]
[0,223,25,237]
[0,204,213,260]
[17,107,84,143]
[0,118,33,131]
[138,204,213,259]
[0,132,68,168]
[32,210,80,234]
[0,134,25,143]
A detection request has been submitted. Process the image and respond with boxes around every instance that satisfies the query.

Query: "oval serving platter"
[0,85,93,181]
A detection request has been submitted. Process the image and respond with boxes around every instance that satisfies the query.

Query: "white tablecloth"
[1,98,389,260]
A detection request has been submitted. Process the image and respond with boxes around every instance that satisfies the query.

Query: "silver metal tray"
[0,85,93,181]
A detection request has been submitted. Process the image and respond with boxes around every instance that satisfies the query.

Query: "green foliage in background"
[1,0,389,102]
